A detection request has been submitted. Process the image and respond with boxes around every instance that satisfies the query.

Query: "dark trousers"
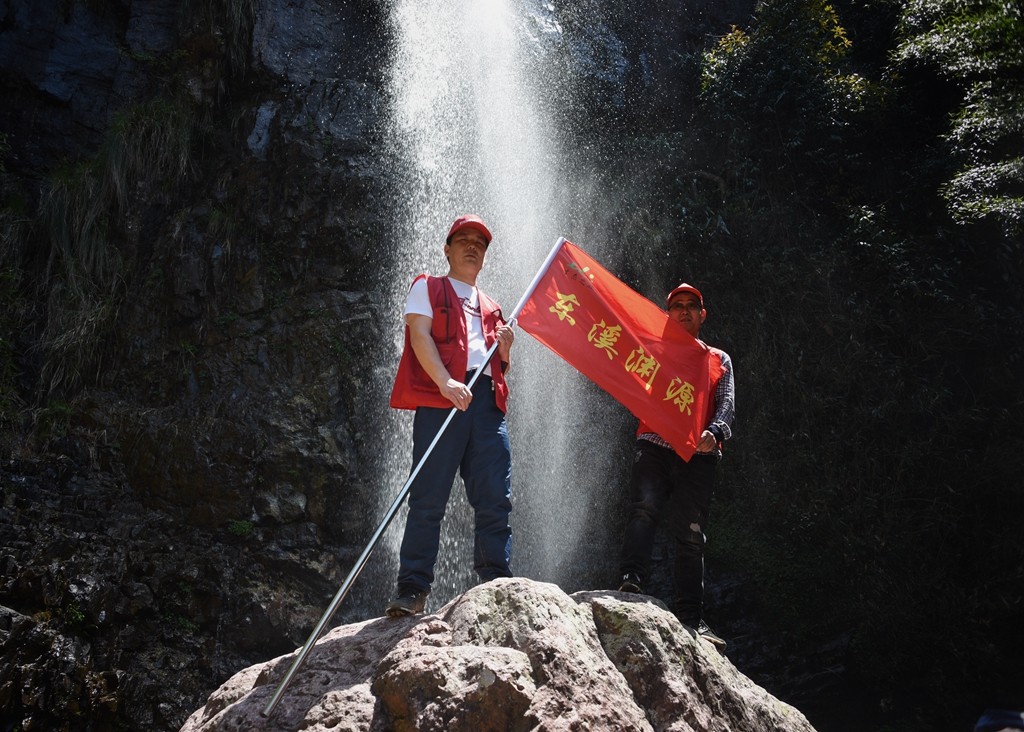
[397,373,513,593]
[620,439,718,625]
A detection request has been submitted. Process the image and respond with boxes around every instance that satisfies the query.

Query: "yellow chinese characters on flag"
[516,240,721,461]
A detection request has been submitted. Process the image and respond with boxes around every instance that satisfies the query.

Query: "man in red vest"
[386,214,515,617]
[617,283,735,650]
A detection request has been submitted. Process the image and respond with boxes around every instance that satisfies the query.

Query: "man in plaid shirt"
[617,282,735,651]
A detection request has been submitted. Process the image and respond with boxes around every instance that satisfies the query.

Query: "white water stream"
[350,0,633,618]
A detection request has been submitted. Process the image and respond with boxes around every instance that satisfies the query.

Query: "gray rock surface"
[181,578,816,732]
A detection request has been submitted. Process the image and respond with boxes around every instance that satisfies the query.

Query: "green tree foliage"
[698,0,889,205]
[896,0,1024,228]
[620,0,1024,728]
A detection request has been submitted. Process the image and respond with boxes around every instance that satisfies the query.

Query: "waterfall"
[348,0,634,619]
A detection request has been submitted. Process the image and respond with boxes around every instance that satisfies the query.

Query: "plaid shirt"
[638,347,734,456]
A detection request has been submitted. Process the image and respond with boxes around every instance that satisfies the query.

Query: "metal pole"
[261,236,566,718]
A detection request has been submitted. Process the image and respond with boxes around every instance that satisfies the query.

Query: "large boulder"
[180,577,815,732]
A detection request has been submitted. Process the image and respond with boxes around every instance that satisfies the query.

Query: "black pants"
[620,439,718,626]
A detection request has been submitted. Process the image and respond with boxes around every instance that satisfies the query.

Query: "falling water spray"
[361,0,633,615]
[262,0,638,717]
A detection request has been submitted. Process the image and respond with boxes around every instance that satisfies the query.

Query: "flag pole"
[261,236,565,718]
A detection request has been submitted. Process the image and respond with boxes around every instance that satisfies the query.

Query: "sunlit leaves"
[897,0,1024,75]
[895,0,1024,227]
[944,157,1024,223]
[949,80,1024,149]
[702,0,853,91]
[700,26,750,91]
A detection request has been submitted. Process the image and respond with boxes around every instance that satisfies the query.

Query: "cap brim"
[449,222,492,244]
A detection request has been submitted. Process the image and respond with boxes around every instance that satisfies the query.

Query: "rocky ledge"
[181,577,816,732]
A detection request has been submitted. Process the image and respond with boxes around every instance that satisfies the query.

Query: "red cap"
[446,214,492,245]
[666,283,704,307]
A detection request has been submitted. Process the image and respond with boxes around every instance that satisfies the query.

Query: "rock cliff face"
[181,578,816,732]
[1,0,764,730]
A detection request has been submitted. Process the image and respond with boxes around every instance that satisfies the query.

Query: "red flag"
[516,240,721,461]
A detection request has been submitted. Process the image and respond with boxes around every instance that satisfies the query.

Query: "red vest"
[389,275,510,413]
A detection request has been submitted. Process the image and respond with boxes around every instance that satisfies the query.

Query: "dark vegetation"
[599,0,1024,729]
[1,0,1022,730]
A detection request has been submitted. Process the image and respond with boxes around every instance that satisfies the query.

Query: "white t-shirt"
[405,276,491,376]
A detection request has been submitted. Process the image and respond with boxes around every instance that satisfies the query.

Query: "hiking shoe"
[617,573,643,593]
[696,620,727,650]
[385,588,429,618]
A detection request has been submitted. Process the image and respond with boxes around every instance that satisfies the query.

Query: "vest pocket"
[434,339,457,370]
[430,307,451,339]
